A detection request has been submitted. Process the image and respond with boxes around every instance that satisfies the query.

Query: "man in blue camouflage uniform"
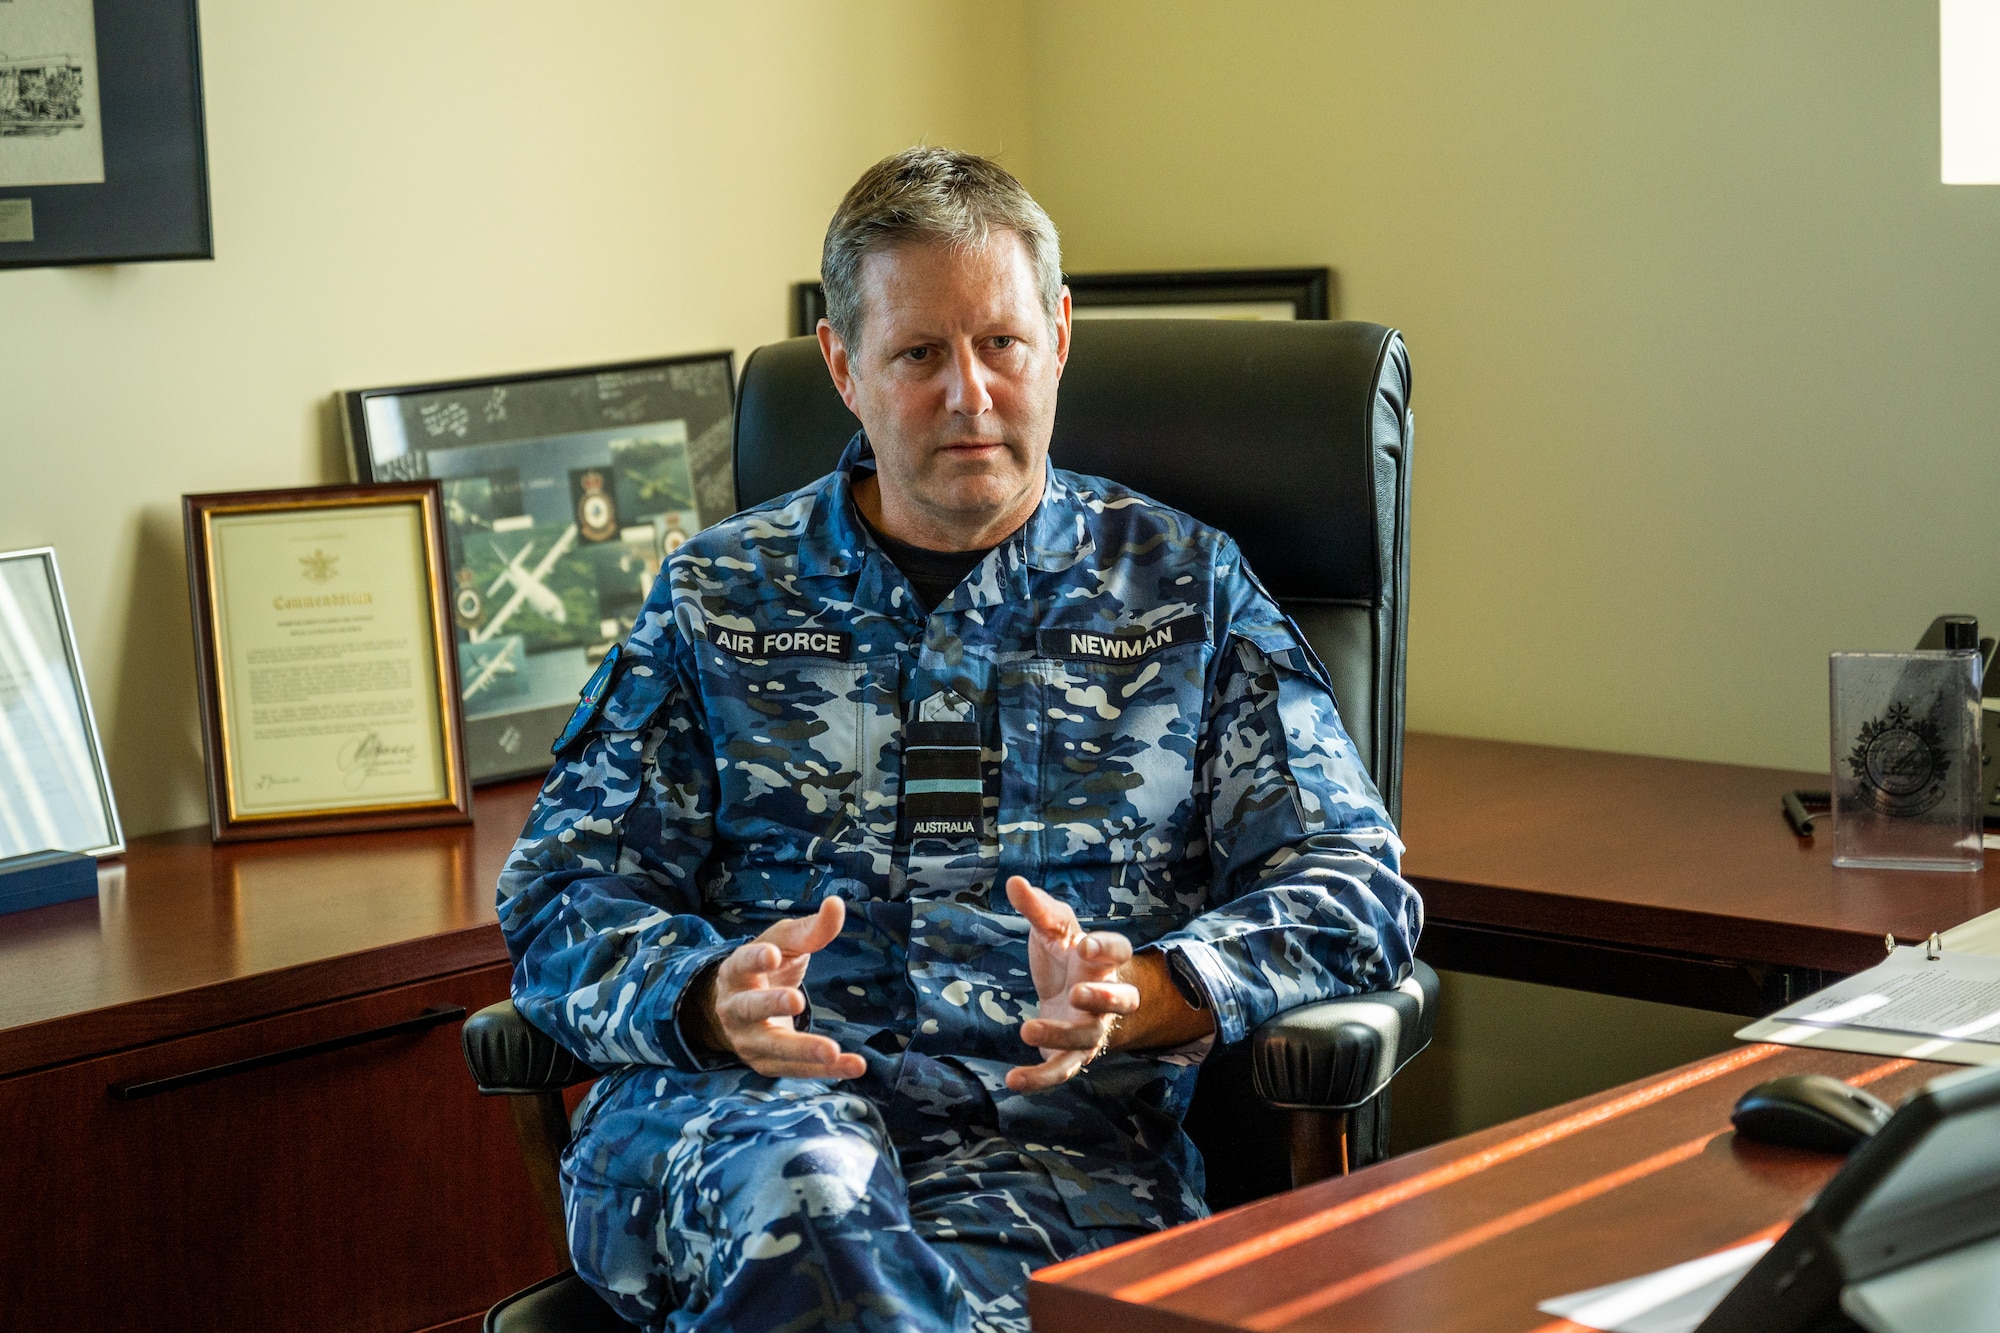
[499,148,1422,1332]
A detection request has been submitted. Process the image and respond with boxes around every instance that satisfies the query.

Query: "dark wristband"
[1165,950,1209,1011]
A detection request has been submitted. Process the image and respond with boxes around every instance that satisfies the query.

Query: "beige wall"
[8,1,1998,841]
[0,1,1030,837]
[1025,0,2000,774]
[6,0,1977,1150]
[1016,0,2000,1144]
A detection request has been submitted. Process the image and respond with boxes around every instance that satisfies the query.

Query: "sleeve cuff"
[664,941,822,1073]
[1150,938,1249,1049]
[665,943,744,1072]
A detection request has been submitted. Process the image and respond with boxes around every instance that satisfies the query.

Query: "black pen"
[1783,790,1817,837]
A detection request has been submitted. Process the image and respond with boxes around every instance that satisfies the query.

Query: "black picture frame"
[0,0,211,270]
[340,351,738,785]
[789,266,1333,336]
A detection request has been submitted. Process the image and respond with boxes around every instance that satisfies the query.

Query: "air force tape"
[707,623,853,661]
[1037,613,1205,664]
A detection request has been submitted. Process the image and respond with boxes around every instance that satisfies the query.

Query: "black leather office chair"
[464,318,1436,1332]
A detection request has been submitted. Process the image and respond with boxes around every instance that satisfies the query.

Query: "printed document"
[1737,947,2000,1066]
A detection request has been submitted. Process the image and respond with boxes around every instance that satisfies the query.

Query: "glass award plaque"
[1830,651,1984,872]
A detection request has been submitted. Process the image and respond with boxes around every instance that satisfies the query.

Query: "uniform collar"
[795,432,876,579]
[1022,461,1094,575]
[797,432,1095,595]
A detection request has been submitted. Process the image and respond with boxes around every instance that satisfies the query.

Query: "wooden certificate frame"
[183,483,471,842]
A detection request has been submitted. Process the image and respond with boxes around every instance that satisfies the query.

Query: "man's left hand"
[1004,875,1141,1093]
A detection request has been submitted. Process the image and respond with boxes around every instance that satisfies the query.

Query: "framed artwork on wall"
[340,351,738,783]
[0,546,122,859]
[0,0,211,269]
[183,483,472,843]
[789,267,1333,336]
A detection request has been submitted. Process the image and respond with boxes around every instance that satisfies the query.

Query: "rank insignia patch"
[902,719,982,841]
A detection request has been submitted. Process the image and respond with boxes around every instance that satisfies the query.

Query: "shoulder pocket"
[551,645,672,757]
[1229,617,1334,696]
[1221,624,1380,833]
[1235,563,1337,694]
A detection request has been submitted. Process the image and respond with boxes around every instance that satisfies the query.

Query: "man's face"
[819,231,1071,551]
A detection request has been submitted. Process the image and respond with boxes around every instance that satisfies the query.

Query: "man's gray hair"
[821,147,1062,349]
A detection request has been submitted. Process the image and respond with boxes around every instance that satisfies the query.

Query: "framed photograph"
[340,351,738,783]
[0,0,211,269]
[182,484,471,843]
[789,267,1332,336]
[0,547,121,858]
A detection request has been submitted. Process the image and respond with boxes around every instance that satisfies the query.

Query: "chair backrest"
[732,318,1413,819]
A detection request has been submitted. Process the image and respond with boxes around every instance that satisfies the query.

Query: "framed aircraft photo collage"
[340,352,738,782]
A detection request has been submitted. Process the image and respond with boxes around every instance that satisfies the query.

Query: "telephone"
[1913,616,2000,828]
[1695,1064,2000,1333]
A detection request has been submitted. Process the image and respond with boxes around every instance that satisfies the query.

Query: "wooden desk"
[0,780,553,1333]
[1030,1044,1950,1332]
[8,734,1983,1325]
[1402,733,2000,1014]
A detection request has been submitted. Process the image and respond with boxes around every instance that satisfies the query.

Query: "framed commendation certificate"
[183,484,471,842]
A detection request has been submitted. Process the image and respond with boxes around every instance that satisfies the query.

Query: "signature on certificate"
[338,732,418,789]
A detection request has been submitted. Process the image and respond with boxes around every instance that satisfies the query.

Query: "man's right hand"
[685,896,865,1080]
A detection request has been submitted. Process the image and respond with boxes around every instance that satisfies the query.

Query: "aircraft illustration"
[475,524,579,643]
[444,492,493,531]
[462,642,521,700]
[628,470,693,505]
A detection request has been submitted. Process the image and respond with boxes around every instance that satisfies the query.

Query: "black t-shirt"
[860,514,995,614]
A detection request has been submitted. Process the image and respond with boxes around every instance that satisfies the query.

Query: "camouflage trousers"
[562,1053,1159,1333]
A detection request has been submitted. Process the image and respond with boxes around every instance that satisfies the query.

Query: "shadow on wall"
[100,402,373,840]
[316,395,350,484]
[103,505,206,837]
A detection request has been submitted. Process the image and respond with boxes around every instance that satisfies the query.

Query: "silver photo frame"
[0,547,122,857]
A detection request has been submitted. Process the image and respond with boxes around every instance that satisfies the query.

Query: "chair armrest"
[1249,960,1438,1111]
[461,1000,599,1095]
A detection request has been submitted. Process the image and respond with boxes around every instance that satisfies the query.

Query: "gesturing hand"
[690,896,866,1081]
[1004,875,1141,1093]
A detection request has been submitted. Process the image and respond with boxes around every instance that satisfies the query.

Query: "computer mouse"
[1730,1073,1893,1153]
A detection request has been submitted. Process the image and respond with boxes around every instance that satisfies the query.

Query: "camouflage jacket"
[500,434,1422,1221]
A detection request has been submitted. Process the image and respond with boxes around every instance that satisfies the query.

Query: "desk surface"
[1029,1044,1948,1333]
[1402,733,1999,1005]
[11,733,1995,1070]
[0,779,542,1079]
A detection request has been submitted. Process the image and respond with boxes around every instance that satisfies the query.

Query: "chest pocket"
[701,645,879,872]
[1029,631,1210,913]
